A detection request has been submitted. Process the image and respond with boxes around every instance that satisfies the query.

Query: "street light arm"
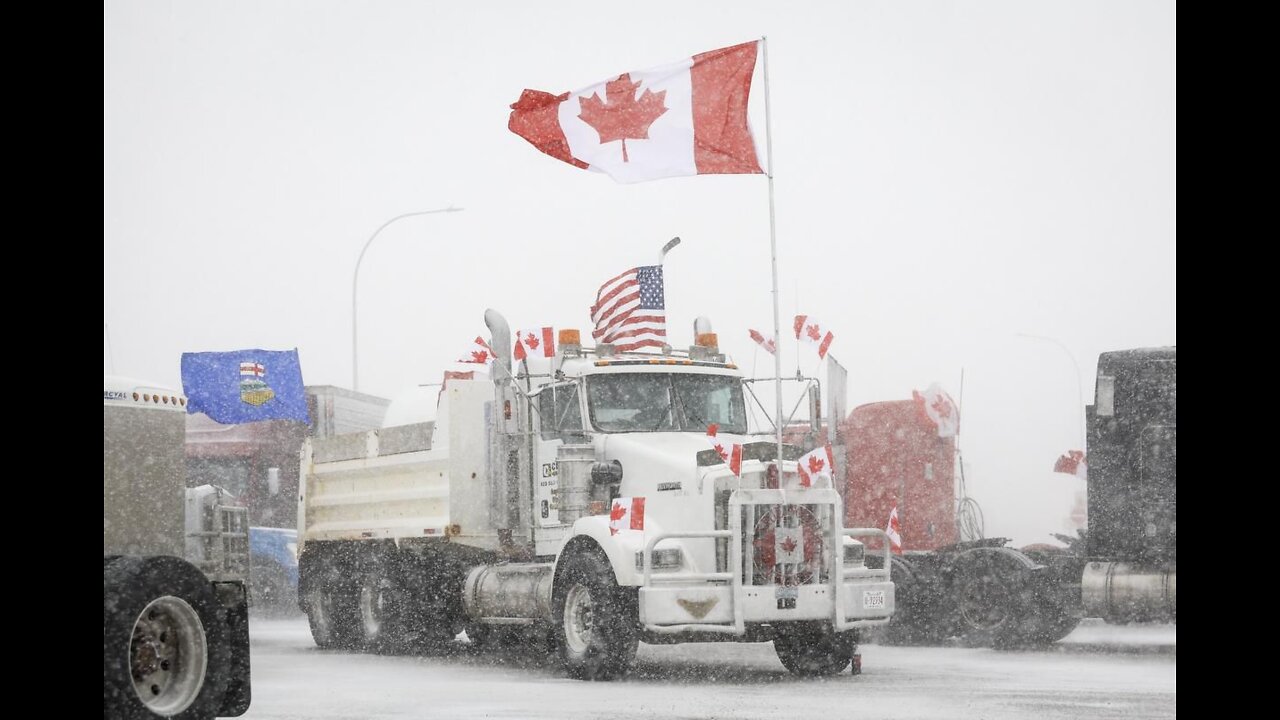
[1015,332,1086,449]
[353,207,464,391]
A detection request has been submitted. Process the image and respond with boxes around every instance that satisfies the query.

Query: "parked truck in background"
[838,346,1175,647]
[104,376,252,719]
[297,310,894,679]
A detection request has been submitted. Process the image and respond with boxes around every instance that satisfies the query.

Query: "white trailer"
[104,376,252,718]
[298,311,893,679]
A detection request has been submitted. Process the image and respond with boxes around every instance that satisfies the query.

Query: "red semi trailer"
[839,400,1081,648]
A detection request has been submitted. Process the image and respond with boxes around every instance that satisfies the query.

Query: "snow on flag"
[609,497,646,536]
[793,315,834,359]
[748,328,777,355]
[509,41,763,184]
[591,265,666,352]
[513,327,556,361]
[1054,450,1088,480]
[706,424,743,476]
[797,444,835,488]
[458,336,495,366]
[886,507,903,555]
[913,382,960,438]
[182,349,309,425]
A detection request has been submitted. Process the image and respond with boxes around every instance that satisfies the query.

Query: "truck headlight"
[842,538,865,567]
[636,548,683,571]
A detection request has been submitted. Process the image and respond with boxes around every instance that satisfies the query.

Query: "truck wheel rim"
[129,595,208,715]
[959,576,1009,630]
[563,584,594,654]
[360,585,384,637]
[308,590,332,641]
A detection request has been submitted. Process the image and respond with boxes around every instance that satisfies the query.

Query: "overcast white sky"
[104,1,1175,545]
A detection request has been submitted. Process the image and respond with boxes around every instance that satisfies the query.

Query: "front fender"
[560,515,676,587]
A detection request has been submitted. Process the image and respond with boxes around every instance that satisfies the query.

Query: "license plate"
[863,590,885,609]
[774,586,798,600]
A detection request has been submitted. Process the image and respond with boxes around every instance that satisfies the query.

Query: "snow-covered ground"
[242,616,1175,719]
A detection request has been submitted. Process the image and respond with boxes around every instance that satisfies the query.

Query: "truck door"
[534,382,585,527]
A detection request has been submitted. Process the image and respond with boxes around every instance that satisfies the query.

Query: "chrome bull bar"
[640,488,893,635]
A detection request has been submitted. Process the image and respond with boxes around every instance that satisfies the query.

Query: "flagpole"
[761,36,784,466]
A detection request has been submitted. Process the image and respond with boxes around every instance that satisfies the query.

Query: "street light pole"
[1016,332,1086,449]
[352,207,463,391]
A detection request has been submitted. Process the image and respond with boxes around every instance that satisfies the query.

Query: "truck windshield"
[586,373,747,434]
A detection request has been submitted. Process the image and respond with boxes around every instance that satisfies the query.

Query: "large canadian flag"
[508,41,763,184]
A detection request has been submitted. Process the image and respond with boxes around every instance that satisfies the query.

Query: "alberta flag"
[181,348,310,424]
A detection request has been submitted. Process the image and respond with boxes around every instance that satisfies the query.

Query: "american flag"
[590,265,666,352]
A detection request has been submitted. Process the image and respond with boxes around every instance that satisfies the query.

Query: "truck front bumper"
[639,576,894,630]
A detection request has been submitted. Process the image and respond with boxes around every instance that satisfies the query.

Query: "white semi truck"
[298,311,894,679]
[104,376,252,718]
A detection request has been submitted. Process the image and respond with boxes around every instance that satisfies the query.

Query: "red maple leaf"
[578,73,668,163]
[608,502,626,535]
[806,324,822,341]
[931,395,952,419]
[808,455,826,474]
[524,332,539,350]
[470,350,489,363]
[713,443,728,461]
[780,536,798,555]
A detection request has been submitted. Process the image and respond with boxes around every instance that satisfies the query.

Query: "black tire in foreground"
[773,627,858,676]
[104,555,231,720]
[552,551,639,680]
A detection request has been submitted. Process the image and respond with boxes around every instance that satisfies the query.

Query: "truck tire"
[553,551,638,680]
[951,548,1037,648]
[104,556,231,720]
[301,551,362,650]
[304,584,361,650]
[773,628,857,676]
